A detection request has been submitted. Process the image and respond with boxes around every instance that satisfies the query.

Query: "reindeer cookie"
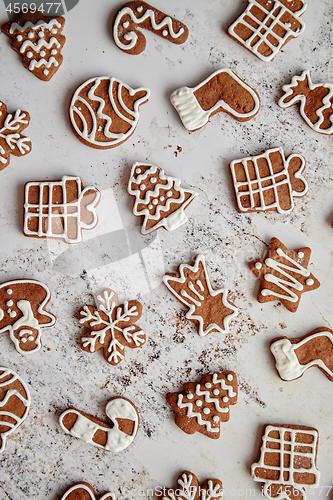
[69,76,150,149]
[113,1,189,55]
[279,70,333,135]
[0,279,55,354]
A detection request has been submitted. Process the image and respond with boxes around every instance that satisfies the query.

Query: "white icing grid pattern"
[230,149,292,213]
[228,0,306,61]
[24,176,82,243]
[254,425,320,486]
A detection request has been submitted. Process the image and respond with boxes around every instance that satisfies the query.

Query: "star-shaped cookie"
[249,237,320,312]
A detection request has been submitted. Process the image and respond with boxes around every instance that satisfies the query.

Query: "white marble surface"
[0,0,333,498]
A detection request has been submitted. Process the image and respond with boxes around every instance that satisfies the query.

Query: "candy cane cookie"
[113,1,189,55]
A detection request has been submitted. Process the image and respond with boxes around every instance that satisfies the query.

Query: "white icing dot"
[186,393,193,400]
[162,29,168,36]
[135,167,141,174]
[205,383,212,389]
[6,289,13,295]
[28,31,34,39]
[213,416,219,423]
[203,407,210,415]
[51,49,57,55]
[137,6,143,11]
[298,252,304,259]
[152,199,158,205]
[16,35,23,41]
[21,337,27,343]
[38,30,45,38]
[123,21,130,28]
[159,196,165,202]
[9,310,16,318]
[51,28,58,34]
[148,204,153,210]
[6,300,13,307]
[213,389,219,395]
[28,336,34,342]
[227,374,233,381]
[255,262,262,269]
[306,278,314,286]
[26,51,33,58]
[140,184,146,190]
[40,50,46,57]
[43,69,49,76]
[223,396,229,403]
[195,400,202,407]
[166,190,173,197]
[150,177,157,183]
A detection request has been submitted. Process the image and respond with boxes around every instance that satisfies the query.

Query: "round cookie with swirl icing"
[113,1,189,55]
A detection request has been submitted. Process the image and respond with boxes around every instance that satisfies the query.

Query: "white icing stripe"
[170,69,260,131]
[212,373,237,397]
[228,0,306,62]
[177,394,220,433]
[28,56,59,72]
[9,19,61,33]
[261,247,311,303]
[113,5,185,52]
[19,37,61,54]
[61,484,115,500]
[252,425,320,489]
[195,386,229,413]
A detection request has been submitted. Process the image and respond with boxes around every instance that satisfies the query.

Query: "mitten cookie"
[230,147,307,214]
[0,279,55,354]
[59,397,139,453]
[167,372,238,439]
[228,0,307,62]
[0,366,30,452]
[170,68,260,131]
[252,424,320,500]
[279,70,333,135]
[0,102,31,170]
[271,327,333,381]
[128,162,197,234]
[78,289,146,366]
[69,76,150,149]
[163,254,238,336]
[162,471,223,500]
[2,11,66,81]
[23,175,100,244]
[249,237,320,312]
[61,483,114,500]
[113,1,189,55]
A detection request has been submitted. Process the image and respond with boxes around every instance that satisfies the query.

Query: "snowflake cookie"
[249,237,320,313]
[2,11,66,81]
[163,254,238,336]
[162,471,223,500]
[59,397,139,453]
[61,483,114,500]
[128,162,197,234]
[167,372,238,439]
[78,288,146,365]
[0,102,31,170]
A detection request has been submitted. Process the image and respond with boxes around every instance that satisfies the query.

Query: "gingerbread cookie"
[271,327,333,381]
[23,175,100,244]
[113,1,189,55]
[228,0,307,62]
[128,162,197,234]
[0,366,31,452]
[0,102,32,171]
[163,254,238,336]
[163,471,223,500]
[252,424,320,500]
[2,11,66,81]
[61,483,114,500]
[78,288,145,366]
[69,76,150,149]
[279,70,333,135]
[249,237,320,313]
[59,397,139,453]
[0,279,55,354]
[167,372,238,439]
[170,68,260,131]
[230,147,307,214]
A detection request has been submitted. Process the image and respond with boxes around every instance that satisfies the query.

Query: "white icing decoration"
[163,254,238,336]
[223,396,228,403]
[203,407,210,414]
[26,51,33,58]
[123,21,130,28]
[271,331,333,381]
[213,416,219,423]
[260,247,312,303]
[298,251,304,258]
[43,69,49,76]
[40,50,46,57]
[16,35,22,41]
[28,32,34,39]
[230,147,308,213]
[6,289,12,295]
[51,49,57,55]
[279,70,333,135]
[113,5,185,52]
[38,31,44,38]
[28,56,59,73]
[177,394,220,434]
[0,366,31,453]
[59,397,138,453]
[187,393,193,399]
[128,162,197,235]
[9,310,16,318]
[251,425,320,496]
[6,300,13,307]
[152,199,158,205]
[195,400,202,407]
[228,0,307,62]
[0,309,3,322]
[227,374,233,381]
[24,175,100,244]
[255,262,262,269]
[170,68,260,131]
[205,383,212,389]
[9,19,61,34]
[69,77,150,148]
[61,483,115,500]
[213,389,219,395]
[306,278,314,286]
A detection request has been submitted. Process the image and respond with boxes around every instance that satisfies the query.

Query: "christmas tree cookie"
[128,162,197,234]
[2,11,66,81]
[167,372,238,439]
